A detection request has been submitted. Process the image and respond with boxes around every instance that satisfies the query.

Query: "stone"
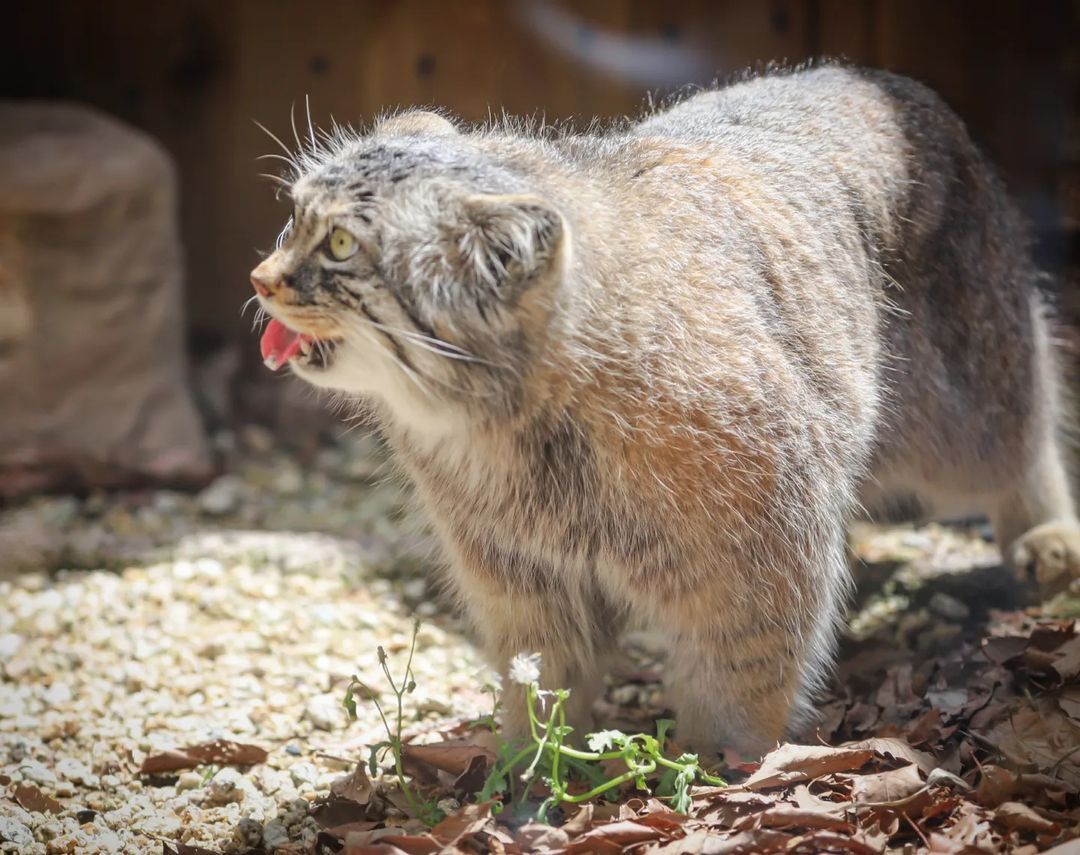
[55,758,96,787]
[205,767,244,805]
[928,592,970,622]
[20,759,56,786]
[197,476,244,517]
[0,102,211,503]
[0,817,32,847]
[0,634,23,661]
[304,694,343,732]
[288,763,317,788]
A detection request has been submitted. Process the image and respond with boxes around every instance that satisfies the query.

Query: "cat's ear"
[376,111,459,137]
[454,194,565,297]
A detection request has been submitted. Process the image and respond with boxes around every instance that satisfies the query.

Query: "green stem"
[559,761,657,804]
[654,755,726,786]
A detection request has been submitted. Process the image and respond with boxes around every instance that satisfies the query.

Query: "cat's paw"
[1011,521,1080,599]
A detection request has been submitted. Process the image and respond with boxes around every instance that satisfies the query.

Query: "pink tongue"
[260,319,305,371]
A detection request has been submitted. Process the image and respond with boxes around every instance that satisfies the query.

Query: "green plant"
[479,653,725,821]
[344,632,724,827]
[343,620,445,827]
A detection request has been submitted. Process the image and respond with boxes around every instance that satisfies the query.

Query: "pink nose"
[250,271,275,297]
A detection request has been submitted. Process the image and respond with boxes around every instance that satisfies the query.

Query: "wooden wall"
[3,0,1078,344]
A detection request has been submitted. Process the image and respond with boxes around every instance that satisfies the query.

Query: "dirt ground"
[1,426,1078,853]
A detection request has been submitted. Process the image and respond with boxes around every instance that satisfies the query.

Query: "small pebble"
[304,694,343,731]
[289,763,318,788]
[928,592,970,621]
[206,768,244,805]
[0,817,33,847]
[197,475,245,516]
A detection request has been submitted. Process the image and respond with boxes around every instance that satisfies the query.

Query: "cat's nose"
[250,260,279,297]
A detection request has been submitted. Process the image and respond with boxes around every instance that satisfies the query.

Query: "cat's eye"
[327,227,358,261]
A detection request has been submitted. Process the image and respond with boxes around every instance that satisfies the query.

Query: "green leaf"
[655,718,675,743]
[656,766,679,797]
[367,741,391,777]
[670,766,695,813]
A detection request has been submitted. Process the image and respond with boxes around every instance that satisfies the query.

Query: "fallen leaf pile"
[271,612,1080,855]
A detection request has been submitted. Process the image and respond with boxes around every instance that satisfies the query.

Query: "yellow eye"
[328,227,357,261]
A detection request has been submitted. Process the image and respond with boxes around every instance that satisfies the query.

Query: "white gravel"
[0,429,493,853]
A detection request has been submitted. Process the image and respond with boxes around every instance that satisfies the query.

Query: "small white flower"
[586,730,626,752]
[508,652,542,685]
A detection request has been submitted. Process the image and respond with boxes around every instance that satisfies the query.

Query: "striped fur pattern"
[251,66,1079,757]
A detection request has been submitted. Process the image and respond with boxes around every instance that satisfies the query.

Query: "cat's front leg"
[447,543,616,743]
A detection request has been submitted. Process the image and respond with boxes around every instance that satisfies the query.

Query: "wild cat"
[250,65,1079,758]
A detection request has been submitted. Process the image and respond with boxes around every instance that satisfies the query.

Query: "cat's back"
[633,65,924,154]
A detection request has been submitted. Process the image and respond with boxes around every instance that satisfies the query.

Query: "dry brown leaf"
[141,750,200,775]
[343,843,413,855]
[1057,686,1080,720]
[652,829,789,854]
[635,804,689,833]
[842,737,937,774]
[324,821,379,841]
[974,765,1020,807]
[331,764,373,805]
[566,819,666,852]
[560,802,595,836]
[12,782,62,814]
[984,702,1080,790]
[982,636,1029,665]
[993,801,1060,834]
[516,822,571,851]
[453,753,490,793]
[1040,840,1080,854]
[848,763,926,806]
[1052,635,1080,682]
[905,707,946,745]
[344,831,440,855]
[401,739,495,778]
[788,829,885,854]
[311,794,378,832]
[732,804,852,831]
[185,739,268,766]
[429,800,493,846]
[162,844,220,855]
[140,739,267,775]
[743,744,873,790]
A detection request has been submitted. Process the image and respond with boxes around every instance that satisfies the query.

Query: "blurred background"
[1,0,1078,497]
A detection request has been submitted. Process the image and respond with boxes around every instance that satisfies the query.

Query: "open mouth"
[260,318,339,372]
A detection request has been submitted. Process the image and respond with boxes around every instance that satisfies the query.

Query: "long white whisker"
[275,217,294,250]
[255,153,298,167]
[240,295,260,317]
[252,120,297,167]
[360,316,495,365]
[257,173,291,187]
[289,100,304,155]
[344,327,433,400]
[305,94,317,149]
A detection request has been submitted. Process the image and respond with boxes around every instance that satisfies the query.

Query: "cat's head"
[250,111,567,428]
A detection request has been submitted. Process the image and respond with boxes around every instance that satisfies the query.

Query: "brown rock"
[0,102,211,498]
